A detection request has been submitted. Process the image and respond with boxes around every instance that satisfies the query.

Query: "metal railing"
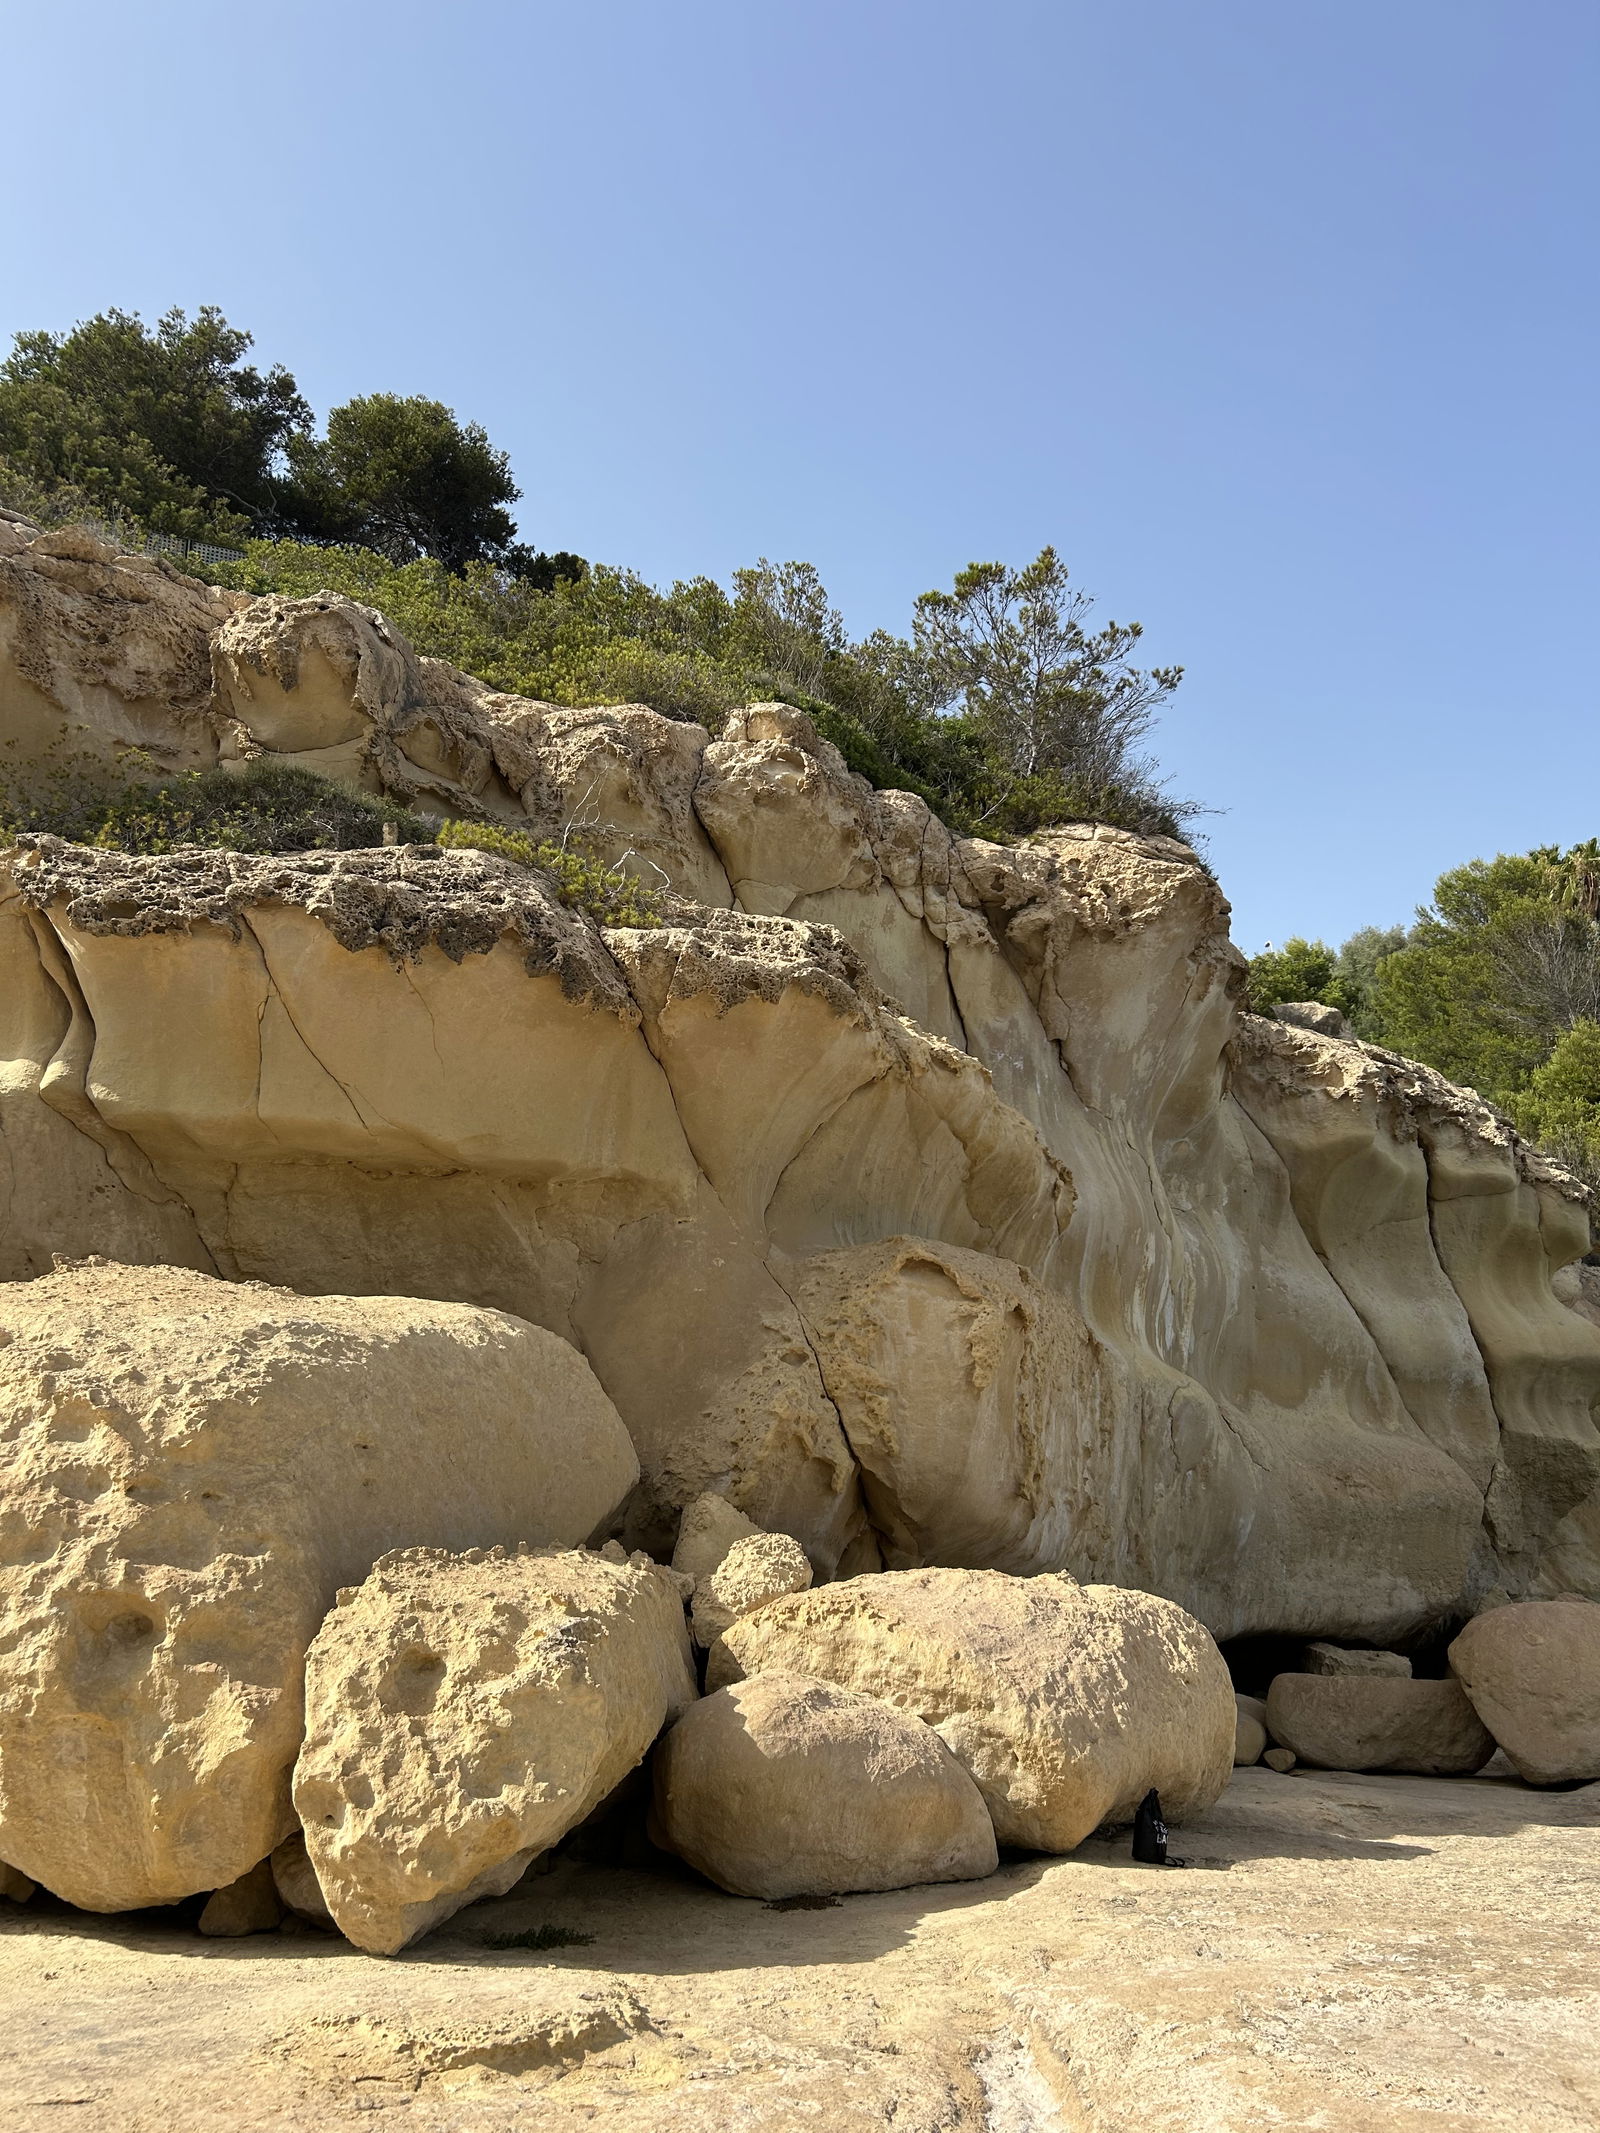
[76,515,245,567]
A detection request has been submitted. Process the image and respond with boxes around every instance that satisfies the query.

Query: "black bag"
[1131,1788,1168,1864]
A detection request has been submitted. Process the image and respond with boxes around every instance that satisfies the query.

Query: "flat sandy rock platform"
[2,1764,1596,2131]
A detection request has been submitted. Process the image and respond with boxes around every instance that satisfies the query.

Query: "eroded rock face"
[651,1671,998,1899]
[1448,1598,1600,1784]
[0,1262,638,1910]
[294,1546,697,1954]
[707,1569,1236,1850]
[2,524,1598,1644]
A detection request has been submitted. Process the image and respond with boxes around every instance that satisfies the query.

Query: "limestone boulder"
[1264,1674,1495,1775]
[271,1831,334,1927]
[0,1261,638,1911]
[651,1670,997,1899]
[0,525,242,770]
[708,1569,1235,1850]
[1448,1598,1600,1784]
[1271,1001,1348,1038]
[690,1532,813,1648]
[1302,1643,1412,1678]
[198,1859,284,1938]
[293,1545,697,1954]
[671,1493,764,1582]
[1234,1695,1267,1766]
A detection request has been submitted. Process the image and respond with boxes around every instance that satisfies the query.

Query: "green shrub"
[1508,1019,1600,1195]
[436,818,663,927]
[0,750,428,854]
[1245,937,1354,1018]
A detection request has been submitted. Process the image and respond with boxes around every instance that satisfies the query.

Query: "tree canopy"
[1250,846,1600,1197]
[284,393,523,571]
[0,308,561,574]
[0,307,308,540]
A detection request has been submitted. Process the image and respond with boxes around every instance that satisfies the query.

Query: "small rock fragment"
[0,1862,35,1903]
[1233,1695,1267,1766]
[1263,1748,1297,1773]
[271,1833,334,1928]
[691,1532,813,1648]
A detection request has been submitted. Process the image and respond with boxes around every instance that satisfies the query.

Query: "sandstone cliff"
[2,519,1597,1644]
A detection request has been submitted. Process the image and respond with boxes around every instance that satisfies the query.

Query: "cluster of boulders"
[0,1260,1243,1955]
[1228,1609,1600,1784]
[0,1252,1596,1957]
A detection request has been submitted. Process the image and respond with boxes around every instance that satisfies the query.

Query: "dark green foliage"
[0,309,579,576]
[285,393,525,571]
[0,308,307,542]
[889,547,1193,839]
[1246,937,1353,1017]
[1370,849,1600,1099]
[1507,1019,1600,1192]
[0,751,427,854]
[476,1923,595,1950]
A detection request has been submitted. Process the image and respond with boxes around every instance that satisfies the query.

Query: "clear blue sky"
[6,0,1596,951]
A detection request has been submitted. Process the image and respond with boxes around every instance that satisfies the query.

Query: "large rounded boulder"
[651,1670,997,1899]
[1448,1598,1600,1784]
[294,1546,697,1953]
[707,1569,1234,1851]
[0,1261,639,1910]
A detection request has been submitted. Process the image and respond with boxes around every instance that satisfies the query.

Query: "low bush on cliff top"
[0,751,664,928]
[435,818,663,927]
[0,751,429,855]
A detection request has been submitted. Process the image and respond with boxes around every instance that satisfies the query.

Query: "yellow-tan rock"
[690,1532,813,1648]
[708,1569,1235,1850]
[1302,1643,1411,1678]
[651,1671,998,1899]
[293,1545,697,1953]
[1264,1674,1495,1775]
[671,1494,765,1583]
[0,1863,35,1904]
[1234,1696,1267,1766]
[2,520,1598,1645]
[1448,1597,1600,1783]
[0,1261,637,1911]
[197,1859,284,1937]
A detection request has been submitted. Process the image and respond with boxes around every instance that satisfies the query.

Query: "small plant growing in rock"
[436,817,664,927]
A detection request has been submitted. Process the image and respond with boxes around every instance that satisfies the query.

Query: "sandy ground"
[1,1762,1597,2132]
